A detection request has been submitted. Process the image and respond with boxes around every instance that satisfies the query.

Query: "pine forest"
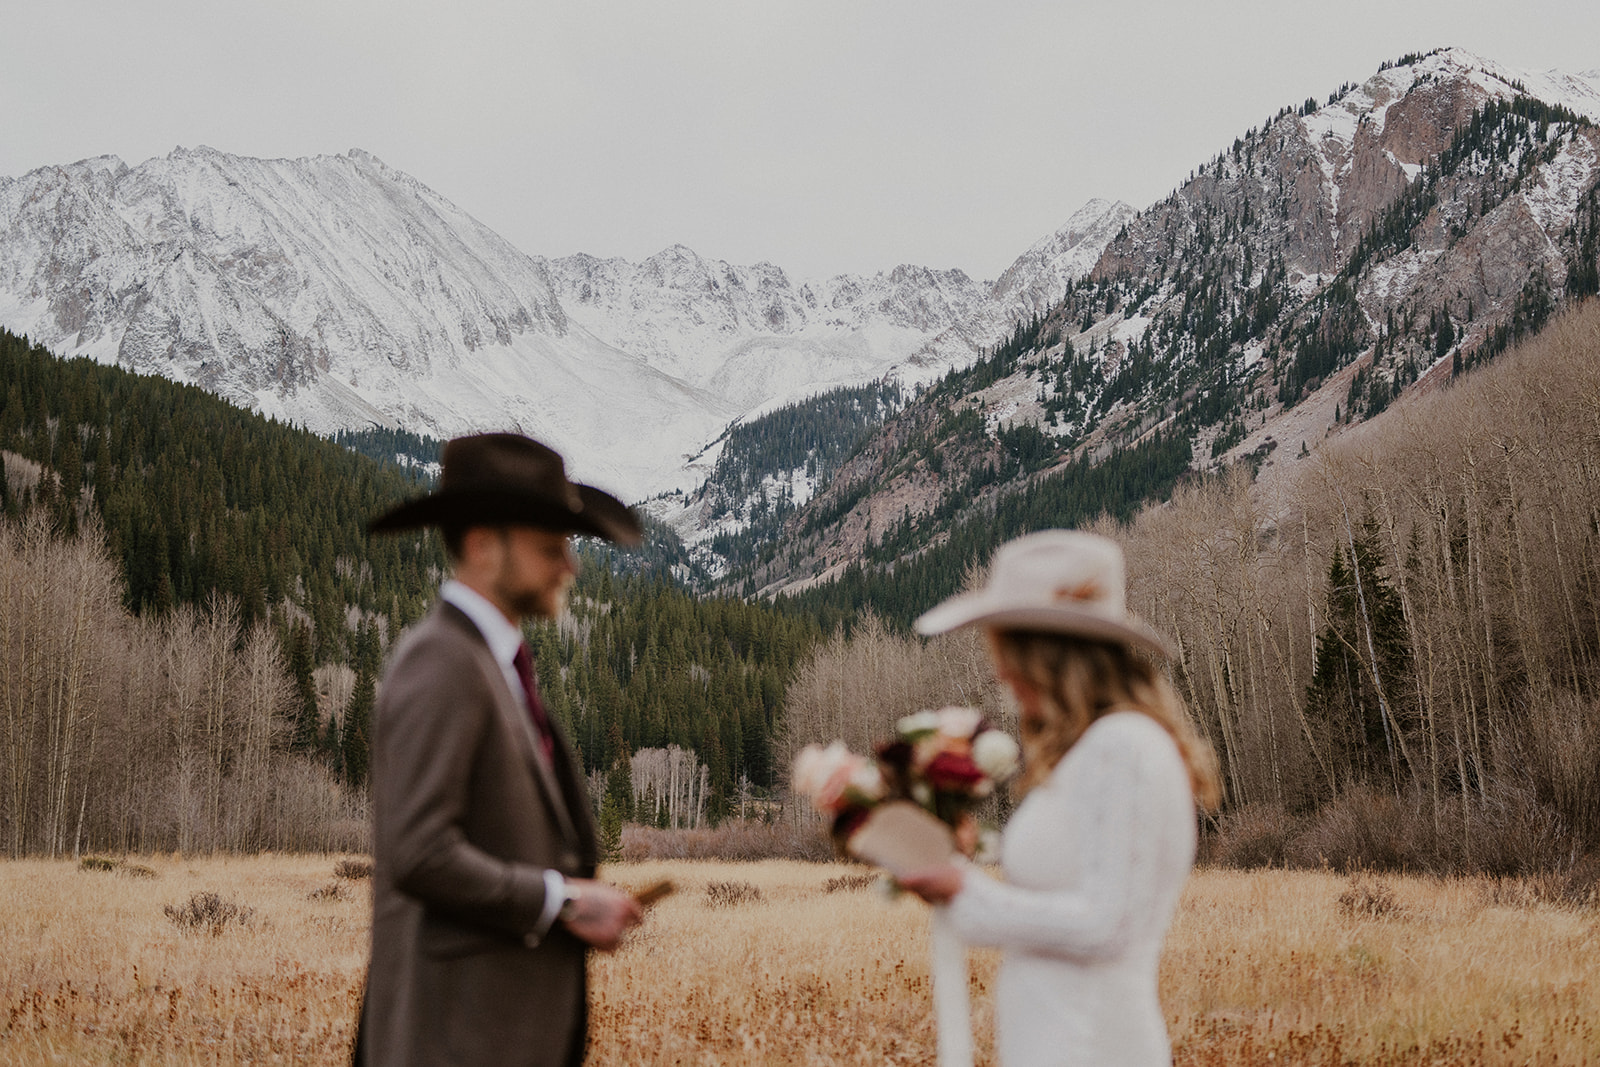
[0,328,819,855]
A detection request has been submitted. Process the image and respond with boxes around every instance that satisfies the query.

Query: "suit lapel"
[438,603,586,858]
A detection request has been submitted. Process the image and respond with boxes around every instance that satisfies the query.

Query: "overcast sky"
[6,1,1598,281]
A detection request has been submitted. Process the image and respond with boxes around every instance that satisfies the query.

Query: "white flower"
[897,709,942,738]
[935,705,983,739]
[847,761,888,802]
[972,730,1021,781]
[792,741,853,800]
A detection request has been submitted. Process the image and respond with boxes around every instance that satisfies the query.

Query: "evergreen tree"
[287,622,322,753]
[596,792,624,862]
[1305,526,1414,788]
[604,751,634,824]
[340,670,375,789]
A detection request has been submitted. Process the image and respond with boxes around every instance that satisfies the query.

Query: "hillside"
[0,329,822,852]
[0,327,442,650]
[715,49,1600,611]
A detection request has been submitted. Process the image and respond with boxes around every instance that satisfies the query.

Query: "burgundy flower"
[923,751,986,793]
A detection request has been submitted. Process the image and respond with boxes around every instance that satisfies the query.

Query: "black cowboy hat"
[367,432,643,546]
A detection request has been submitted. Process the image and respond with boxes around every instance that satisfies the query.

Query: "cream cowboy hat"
[913,530,1173,657]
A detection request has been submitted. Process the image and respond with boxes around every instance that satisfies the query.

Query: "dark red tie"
[512,642,556,763]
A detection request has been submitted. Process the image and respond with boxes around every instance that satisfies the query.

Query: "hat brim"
[915,591,1174,658]
[368,484,642,546]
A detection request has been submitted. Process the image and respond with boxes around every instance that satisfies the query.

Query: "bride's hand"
[954,813,979,858]
[897,862,966,905]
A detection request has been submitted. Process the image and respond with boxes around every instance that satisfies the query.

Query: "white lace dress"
[944,711,1196,1067]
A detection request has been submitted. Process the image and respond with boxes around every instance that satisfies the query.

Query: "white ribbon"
[929,904,974,1067]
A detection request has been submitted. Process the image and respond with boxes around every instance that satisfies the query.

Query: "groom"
[358,432,644,1066]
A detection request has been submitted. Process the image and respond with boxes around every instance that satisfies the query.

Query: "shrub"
[1337,873,1402,919]
[1201,804,1299,868]
[1493,689,1600,848]
[1478,853,1600,910]
[307,882,350,902]
[1199,781,1585,878]
[1457,781,1578,877]
[823,873,878,894]
[704,881,763,908]
[1287,788,1415,872]
[78,856,156,878]
[620,820,834,862]
[163,892,255,935]
[334,858,374,880]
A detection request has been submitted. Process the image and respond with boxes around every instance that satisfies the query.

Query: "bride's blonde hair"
[988,629,1220,809]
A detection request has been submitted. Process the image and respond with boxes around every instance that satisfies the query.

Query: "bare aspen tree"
[57,520,121,858]
[162,604,208,852]
[0,514,121,855]
[232,621,293,849]
[781,604,1014,824]
[0,508,365,856]
[108,614,166,852]
[196,593,240,851]
[629,745,710,829]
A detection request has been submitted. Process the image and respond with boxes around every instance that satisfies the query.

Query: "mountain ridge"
[1,146,1130,502]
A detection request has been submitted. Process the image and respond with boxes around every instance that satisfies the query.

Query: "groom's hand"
[559,879,643,950]
[898,862,967,905]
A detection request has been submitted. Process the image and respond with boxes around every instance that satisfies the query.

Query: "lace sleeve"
[942,714,1193,962]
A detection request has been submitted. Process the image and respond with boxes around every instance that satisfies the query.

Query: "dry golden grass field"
[0,855,1596,1065]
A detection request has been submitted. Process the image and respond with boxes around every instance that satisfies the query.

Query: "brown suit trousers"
[358,602,598,1067]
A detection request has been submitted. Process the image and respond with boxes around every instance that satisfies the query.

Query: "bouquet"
[791,706,1020,872]
[792,707,1019,1067]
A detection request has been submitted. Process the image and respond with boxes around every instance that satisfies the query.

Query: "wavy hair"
[988,629,1221,810]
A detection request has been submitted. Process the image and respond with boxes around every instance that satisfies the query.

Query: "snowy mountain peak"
[994,199,1137,318]
[0,145,1130,501]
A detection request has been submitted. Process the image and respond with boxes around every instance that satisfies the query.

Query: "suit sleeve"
[373,634,551,936]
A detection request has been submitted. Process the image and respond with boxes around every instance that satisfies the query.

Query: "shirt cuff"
[527,870,567,945]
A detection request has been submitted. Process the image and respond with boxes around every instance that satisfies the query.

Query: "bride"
[899,530,1220,1066]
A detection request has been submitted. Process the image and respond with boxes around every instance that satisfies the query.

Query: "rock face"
[1101,50,1600,311]
[0,148,1128,501]
[0,146,572,431]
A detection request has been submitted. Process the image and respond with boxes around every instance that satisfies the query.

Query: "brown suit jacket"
[360,601,599,1067]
